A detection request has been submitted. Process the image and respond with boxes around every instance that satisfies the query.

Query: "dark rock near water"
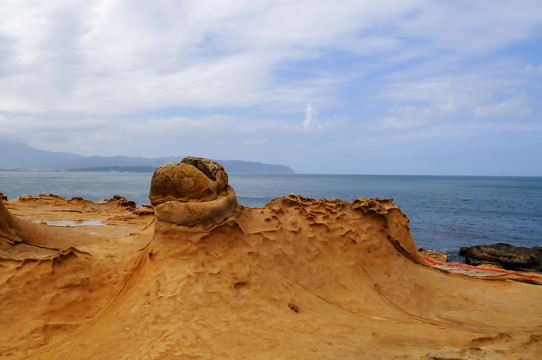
[460,243,542,272]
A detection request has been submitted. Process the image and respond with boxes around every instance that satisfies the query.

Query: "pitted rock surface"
[181,157,228,186]
[149,157,237,226]
[149,158,228,206]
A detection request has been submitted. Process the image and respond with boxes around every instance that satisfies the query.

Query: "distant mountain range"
[0,139,295,174]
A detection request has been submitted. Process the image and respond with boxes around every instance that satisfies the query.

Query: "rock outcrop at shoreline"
[460,243,542,272]
[1,158,542,359]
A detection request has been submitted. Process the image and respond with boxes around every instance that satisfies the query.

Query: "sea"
[1,171,541,261]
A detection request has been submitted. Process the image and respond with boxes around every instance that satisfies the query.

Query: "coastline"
[2,171,541,261]
[1,189,541,358]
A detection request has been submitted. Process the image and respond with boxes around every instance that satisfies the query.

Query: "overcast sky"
[1,1,541,175]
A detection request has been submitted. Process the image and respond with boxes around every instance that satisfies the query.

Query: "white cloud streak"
[301,104,318,132]
[1,0,541,115]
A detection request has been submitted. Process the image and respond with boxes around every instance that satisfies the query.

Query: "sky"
[1,0,542,175]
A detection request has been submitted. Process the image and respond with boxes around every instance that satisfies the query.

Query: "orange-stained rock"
[420,248,449,263]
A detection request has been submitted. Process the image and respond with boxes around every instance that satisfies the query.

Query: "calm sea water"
[1,171,541,260]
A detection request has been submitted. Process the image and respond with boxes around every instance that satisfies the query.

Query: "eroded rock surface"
[0,200,17,244]
[149,157,237,226]
[2,172,542,359]
[419,248,449,263]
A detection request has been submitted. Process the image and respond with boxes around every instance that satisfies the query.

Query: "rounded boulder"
[149,157,237,226]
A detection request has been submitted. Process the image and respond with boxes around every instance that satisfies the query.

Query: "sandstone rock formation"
[0,197,50,249]
[12,193,138,213]
[460,243,542,272]
[1,162,542,359]
[149,156,238,226]
[0,193,154,357]
[418,248,449,262]
[0,199,17,244]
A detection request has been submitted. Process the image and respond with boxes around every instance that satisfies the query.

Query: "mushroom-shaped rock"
[149,157,238,226]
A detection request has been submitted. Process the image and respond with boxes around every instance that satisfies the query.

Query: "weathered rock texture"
[0,196,153,356]
[460,243,542,272]
[0,200,17,244]
[419,248,449,263]
[149,157,238,226]
[0,197,52,248]
[1,178,542,359]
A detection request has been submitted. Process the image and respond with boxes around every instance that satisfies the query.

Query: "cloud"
[2,0,542,115]
[524,63,542,75]
[366,56,542,134]
[474,97,531,118]
[0,110,291,158]
[300,104,337,132]
[302,104,318,131]
[0,0,392,114]
[364,105,431,131]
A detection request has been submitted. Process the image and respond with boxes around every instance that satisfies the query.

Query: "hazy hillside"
[0,139,295,174]
[0,140,85,169]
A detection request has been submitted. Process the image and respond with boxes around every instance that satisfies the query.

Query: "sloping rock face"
[149,157,238,226]
[460,243,542,272]
[0,194,153,357]
[0,198,49,249]
[0,200,18,245]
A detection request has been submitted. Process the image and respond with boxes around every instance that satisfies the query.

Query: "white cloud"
[0,110,291,158]
[299,104,336,132]
[302,104,318,131]
[125,115,234,136]
[474,97,531,118]
[0,0,401,114]
[378,73,488,110]
[389,1,542,55]
[368,55,542,133]
[377,105,431,130]
[1,0,542,115]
